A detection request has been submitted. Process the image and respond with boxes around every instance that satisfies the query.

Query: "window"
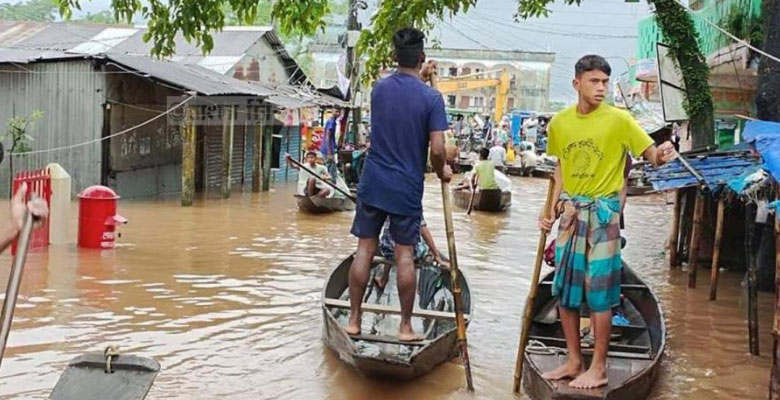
[461,67,471,75]
[447,95,457,107]
[449,67,458,77]
[489,98,496,108]
[508,97,515,108]
[473,97,484,107]
[459,96,470,108]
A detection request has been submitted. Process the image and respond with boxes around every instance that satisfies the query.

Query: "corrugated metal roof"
[103,54,274,97]
[113,28,272,57]
[0,47,85,63]
[646,154,760,191]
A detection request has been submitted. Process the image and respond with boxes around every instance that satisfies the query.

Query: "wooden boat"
[295,194,355,213]
[522,264,665,400]
[322,254,473,379]
[452,187,511,212]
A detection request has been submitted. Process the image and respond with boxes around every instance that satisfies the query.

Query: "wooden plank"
[688,191,705,288]
[540,281,648,291]
[349,334,431,346]
[323,299,469,320]
[746,205,760,356]
[709,198,725,300]
[528,335,651,355]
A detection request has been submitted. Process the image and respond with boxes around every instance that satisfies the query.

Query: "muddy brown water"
[0,177,773,399]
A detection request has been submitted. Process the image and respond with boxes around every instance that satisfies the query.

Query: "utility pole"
[344,0,363,145]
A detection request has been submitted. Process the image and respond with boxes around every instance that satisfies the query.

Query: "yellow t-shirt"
[547,104,654,198]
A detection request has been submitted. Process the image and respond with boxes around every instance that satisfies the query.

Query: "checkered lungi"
[552,193,622,313]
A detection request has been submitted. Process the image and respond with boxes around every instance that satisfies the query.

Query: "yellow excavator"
[435,68,512,123]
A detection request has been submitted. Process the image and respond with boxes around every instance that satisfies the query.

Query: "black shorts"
[350,200,421,245]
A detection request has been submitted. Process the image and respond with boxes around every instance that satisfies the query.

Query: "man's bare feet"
[541,359,582,381]
[569,366,608,389]
[398,321,425,342]
[345,314,361,335]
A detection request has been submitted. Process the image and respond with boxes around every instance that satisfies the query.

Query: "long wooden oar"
[441,180,475,392]
[286,155,356,202]
[0,210,34,369]
[513,177,556,393]
[467,179,477,215]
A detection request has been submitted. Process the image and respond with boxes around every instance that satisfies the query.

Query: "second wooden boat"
[452,187,511,212]
[522,264,665,400]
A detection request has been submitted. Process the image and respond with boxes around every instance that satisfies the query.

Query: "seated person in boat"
[286,151,332,198]
[347,28,451,342]
[374,217,449,289]
[471,148,500,191]
[538,55,675,389]
[488,140,507,167]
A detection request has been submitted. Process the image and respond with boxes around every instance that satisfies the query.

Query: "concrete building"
[0,21,344,200]
[309,21,555,117]
[633,0,761,148]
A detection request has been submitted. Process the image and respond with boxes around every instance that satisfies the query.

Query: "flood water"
[0,176,773,399]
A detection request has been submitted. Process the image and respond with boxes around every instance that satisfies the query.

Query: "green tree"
[0,0,57,21]
[2,110,42,196]
[55,0,715,145]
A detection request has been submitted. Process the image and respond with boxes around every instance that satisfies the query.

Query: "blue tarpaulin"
[646,155,760,191]
[742,120,780,182]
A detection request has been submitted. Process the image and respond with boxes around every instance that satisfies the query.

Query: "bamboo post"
[771,185,780,399]
[746,204,760,356]
[688,191,705,288]
[262,105,273,192]
[513,178,556,393]
[709,197,725,300]
[669,189,682,268]
[678,188,693,264]
[180,106,196,207]
[251,118,262,193]
[220,106,234,198]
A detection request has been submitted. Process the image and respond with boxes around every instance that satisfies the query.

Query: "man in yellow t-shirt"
[538,55,676,390]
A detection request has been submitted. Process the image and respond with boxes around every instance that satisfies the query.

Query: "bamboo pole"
[513,178,556,393]
[0,210,34,367]
[679,188,693,265]
[220,106,234,198]
[252,120,262,193]
[262,106,273,192]
[441,181,475,392]
[669,189,682,268]
[688,191,705,288]
[746,204,760,356]
[771,185,780,399]
[180,107,196,207]
[709,198,725,300]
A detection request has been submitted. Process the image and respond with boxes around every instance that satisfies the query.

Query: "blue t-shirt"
[358,73,449,216]
[321,118,337,156]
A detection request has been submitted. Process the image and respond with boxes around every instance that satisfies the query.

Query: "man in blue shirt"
[321,111,339,177]
[346,28,451,341]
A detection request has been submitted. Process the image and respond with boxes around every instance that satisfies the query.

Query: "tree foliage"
[0,0,57,22]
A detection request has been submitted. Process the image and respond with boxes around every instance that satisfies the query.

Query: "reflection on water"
[0,178,772,399]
